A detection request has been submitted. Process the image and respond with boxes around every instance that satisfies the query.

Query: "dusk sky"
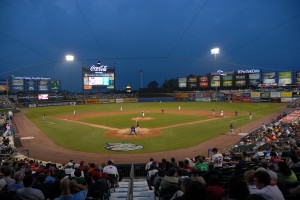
[0,0,299,92]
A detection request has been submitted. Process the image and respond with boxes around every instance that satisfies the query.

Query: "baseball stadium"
[1,67,300,199]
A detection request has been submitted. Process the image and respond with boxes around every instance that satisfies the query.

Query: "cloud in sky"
[0,0,299,91]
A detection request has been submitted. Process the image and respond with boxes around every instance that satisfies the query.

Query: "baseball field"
[21,102,283,156]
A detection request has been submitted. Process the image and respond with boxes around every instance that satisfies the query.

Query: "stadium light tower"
[211,48,220,60]
[65,54,74,92]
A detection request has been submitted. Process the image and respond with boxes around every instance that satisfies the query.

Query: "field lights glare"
[65,55,74,61]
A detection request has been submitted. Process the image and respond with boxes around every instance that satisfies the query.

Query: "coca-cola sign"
[90,65,107,72]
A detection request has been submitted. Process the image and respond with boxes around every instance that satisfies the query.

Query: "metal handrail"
[126,163,134,200]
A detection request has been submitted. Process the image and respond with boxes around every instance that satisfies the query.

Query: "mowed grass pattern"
[24,102,283,154]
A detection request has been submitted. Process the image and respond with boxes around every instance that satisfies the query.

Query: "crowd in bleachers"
[143,109,300,200]
[0,95,15,110]
[0,157,123,200]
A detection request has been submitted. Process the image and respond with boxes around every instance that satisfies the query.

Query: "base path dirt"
[14,107,290,164]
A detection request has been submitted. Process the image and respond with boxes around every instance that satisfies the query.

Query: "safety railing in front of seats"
[127,163,134,200]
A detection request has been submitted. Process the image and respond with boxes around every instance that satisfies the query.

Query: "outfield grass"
[23,102,283,154]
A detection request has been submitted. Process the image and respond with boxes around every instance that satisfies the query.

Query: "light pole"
[65,55,74,93]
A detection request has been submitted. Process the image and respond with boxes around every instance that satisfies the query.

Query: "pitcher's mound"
[104,128,161,139]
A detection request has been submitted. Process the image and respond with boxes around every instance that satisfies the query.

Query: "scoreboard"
[82,63,115,92]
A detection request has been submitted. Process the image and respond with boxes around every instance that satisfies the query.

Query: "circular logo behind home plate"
[105,142,143,152]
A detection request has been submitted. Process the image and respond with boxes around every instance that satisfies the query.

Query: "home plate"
[238,133,248,136]
[21,137,34,140]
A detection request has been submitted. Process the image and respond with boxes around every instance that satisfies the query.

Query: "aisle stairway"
[110,178,154,200]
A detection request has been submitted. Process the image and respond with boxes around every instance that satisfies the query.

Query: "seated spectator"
[177,161,190,177]
[244,170,259,194]
[55,177,87,200]
[287,154,300,168]
[146,164,158,190]
[210,148,223,169]
[15,174,45,200]
[154,168,165,196]
[206,175,225,200]
[256,159,277,184]
[0,177,15,200]
[174,179,207,200]
[189,167,206,186]
[196,157,208,172]
[159,168,180,200]
[103,160,119,187]
[268,151,280,171]
[276,161,298,188]
[7,171,24,193]
[2,166,15,185]
[87,171,109,199]
[227,175,250,200]
[253,170,284,200]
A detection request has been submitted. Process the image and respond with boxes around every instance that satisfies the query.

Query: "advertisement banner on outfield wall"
[100,98,109,103]
[175,93,189,98]
[242,93,251,98]
[281,98,293,103]
[116,98,124,103]
[124,98,138,103]
[281,92,292,98]
[251,92,260,98]
[251,98,261,102]
[203,91,212,98]
[271,98,281,103]
[270,92,281,98]
[195,92,203,98]
[241,98,251,102]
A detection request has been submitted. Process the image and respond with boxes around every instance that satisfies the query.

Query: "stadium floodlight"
[65,55,74,61]
[210,48,220,60]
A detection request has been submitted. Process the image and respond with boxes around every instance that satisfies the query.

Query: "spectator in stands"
[211,148,223,169]
[154,168,165,196]
[159,167,179,198]
[103,160,119,187]
[189,167,206,186]
[87,171,109,199]
[177,161,190,177]
[244,170,259,194]
[55,177,87,200]
[276,161,298,187]
[64,162,75,176]
[256,159,277,184]
[15,174,45,200]
[206,175,225,200]
[145,158,154,172]
[7,171,24,193]
[196,156,208,172]
[2,166,15,185]
[146,164,158,190]
[227,175,250,200]
[177,180,207,200]
[287,154,300,168]
[170,157,178,168]
[0,178,14,200]
[253,170,284,200]
[48,170,66,200]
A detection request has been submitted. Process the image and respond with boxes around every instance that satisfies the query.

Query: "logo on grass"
[105,143,143,152]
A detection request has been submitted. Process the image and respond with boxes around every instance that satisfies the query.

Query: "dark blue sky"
[1,0,299,92]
